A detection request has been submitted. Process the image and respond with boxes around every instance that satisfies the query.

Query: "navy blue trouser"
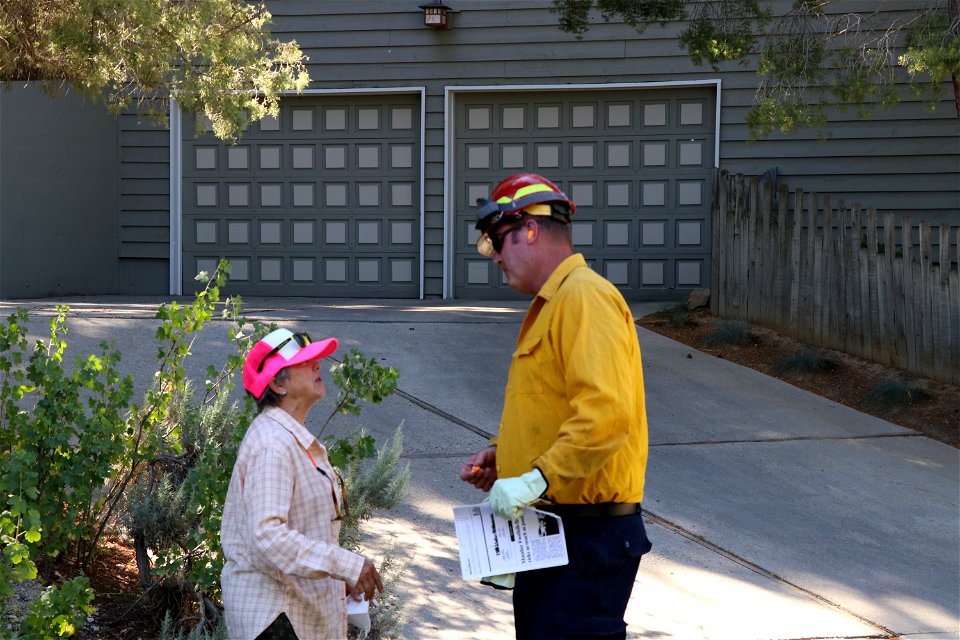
[512,509,652,640]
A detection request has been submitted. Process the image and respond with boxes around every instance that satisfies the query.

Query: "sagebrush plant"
[122,260,273,631]
[354,546,408,640]
[337,427,409,640]
[159,610,227,640]
[0,260,249,636]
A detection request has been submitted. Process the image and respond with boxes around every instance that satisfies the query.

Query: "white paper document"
[453,503,568,580]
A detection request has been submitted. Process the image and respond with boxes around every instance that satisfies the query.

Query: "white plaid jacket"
[221,406,363,639]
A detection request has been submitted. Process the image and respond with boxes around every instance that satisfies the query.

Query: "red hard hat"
[475,173,576,236]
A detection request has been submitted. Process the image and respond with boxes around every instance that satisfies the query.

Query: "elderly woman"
[221,328,383,639]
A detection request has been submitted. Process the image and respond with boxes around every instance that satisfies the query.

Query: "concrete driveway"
[2,296,957,640]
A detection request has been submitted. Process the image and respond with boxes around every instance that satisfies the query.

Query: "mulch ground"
[76,537,165,640]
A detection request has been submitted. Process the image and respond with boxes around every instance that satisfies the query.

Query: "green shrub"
[159,611,226,640]
[0,303,138,636]
[321,349,401,435]
[649,303,694,329]
[0,306,135,574]
[337,426,410,555]
[0,257,410,638]
[356,546,408,640]
[861,378,932,410]
[775,347,840,376]
[18,577,94,639]
[704,320,755,347]
[121,260,409,638]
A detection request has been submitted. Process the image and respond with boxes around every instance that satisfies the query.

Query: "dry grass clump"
[775,347,841,376]
[861,378,932,410]
[704,320,754,347]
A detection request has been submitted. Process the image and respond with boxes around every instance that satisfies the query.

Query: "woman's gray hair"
[255,367,291,411]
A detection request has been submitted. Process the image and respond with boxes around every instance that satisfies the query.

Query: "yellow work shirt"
[494,253,649,505]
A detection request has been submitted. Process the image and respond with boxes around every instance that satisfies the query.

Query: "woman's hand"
[459,445,497,492]
[347,558,384,602]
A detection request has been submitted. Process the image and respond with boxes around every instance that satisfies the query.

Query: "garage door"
[454,88,714,300]
[182,94,421,297]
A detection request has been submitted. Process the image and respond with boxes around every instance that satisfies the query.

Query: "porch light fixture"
[419,1,452,29]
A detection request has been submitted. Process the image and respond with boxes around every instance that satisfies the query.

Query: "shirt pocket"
[507,335,545,395]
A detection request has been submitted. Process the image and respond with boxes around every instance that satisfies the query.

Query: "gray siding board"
[121,179,169,195]
[121,147,170,163]
[120,227,170,242]
[122,211,169,226]
[121,195,169,210]
[121,127,170,144]
[118,258,167,294]
[726,142,957,162]
[119,107,169,288]
[121,163,170,179]
[118,243,170,259]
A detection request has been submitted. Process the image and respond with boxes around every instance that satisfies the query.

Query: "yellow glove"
[481,573,516,590]
[489,469,547,519]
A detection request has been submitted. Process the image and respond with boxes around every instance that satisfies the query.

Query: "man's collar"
[535,253,586,301]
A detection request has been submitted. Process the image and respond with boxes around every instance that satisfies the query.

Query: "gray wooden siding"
[261,0,957,297]
[117,109,170,294]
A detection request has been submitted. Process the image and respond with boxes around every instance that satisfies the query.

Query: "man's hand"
[460,445,497,492]
[347,558,384,602]
[489,468,547,519]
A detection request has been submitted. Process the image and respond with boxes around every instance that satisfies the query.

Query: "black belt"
[538,502,640,518]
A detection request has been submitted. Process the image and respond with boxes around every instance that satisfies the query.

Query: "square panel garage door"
[454,88,714,301]
[182,94,421,297]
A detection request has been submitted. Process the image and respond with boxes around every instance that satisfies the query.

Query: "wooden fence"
[710,170,960,386]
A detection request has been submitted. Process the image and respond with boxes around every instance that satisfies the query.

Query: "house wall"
[252,0,957,298]
[0,84,120,298]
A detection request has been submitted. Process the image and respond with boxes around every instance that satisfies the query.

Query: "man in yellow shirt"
[460,173,652,640]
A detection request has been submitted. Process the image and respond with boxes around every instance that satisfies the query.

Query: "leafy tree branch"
[551,0,959,137]
[0,0,310,141]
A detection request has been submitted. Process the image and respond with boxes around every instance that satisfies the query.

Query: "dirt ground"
[637,307,960,447]
[75,537,161,640]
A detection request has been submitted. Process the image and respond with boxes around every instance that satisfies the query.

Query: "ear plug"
[527,229,534,239]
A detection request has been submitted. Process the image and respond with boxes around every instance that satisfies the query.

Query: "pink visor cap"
[242,328,338,399]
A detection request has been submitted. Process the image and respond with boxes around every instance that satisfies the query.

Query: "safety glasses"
[476,222,523,257]
[317,466,350,521]
[256,332,312,373]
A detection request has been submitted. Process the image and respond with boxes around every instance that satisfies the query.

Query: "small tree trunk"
[132,528,155,589]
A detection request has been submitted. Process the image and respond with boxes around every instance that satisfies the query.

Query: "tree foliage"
[551,0,960,137]
[0,0,310,140]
